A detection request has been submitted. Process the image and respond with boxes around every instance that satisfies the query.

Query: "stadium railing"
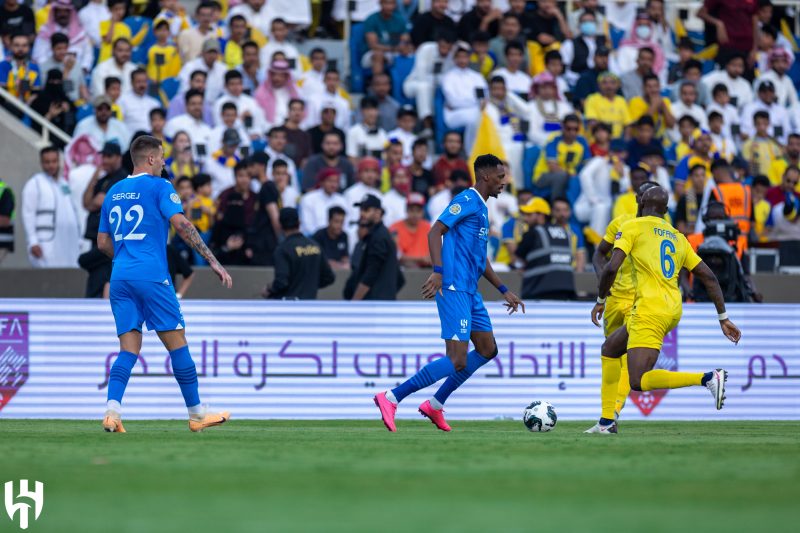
[0,85,71,147]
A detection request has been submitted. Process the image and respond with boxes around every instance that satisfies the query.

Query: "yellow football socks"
[641,369,704,391]
[600,356,621,420]
[615,354,631,415]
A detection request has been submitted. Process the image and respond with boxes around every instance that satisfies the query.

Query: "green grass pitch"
[0,420,798,532]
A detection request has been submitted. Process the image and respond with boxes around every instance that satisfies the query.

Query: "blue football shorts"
[435,289,492,341]
[109,280,185,336]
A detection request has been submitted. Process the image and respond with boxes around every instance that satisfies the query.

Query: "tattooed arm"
[170,213,233,288]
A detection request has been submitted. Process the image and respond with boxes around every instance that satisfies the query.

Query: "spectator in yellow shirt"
[627,73,675,142]
[98,0,131,63]
[750,175,772,241]
[768,133,800,188]
[741,111,783,178]
[584,72,629,140]
[147,18,182,82]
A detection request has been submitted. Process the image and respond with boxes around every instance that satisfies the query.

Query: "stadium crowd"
[1,0,800,300]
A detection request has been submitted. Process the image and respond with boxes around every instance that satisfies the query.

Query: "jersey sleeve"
[613,220,636,256]
[436,194,477,229]
[603,216,621,245]
[157,179,184,220]
[681,234,703,271]
[98,196,110,234]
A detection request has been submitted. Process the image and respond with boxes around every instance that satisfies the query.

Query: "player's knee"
[478,339,498,359]
[629,376,643,392]
[453,358,467,372]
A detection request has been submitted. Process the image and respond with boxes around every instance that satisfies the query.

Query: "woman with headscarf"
[611,11,667,83]
[526,71,574,147]
[33,0,93,72]
[30,69,77,143]
[254,58,301,130]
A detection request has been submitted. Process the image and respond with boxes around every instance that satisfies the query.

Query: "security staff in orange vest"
[706,159,752,235]
[687,201,748,260]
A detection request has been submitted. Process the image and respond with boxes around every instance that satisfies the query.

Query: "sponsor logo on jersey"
[615,231,622,240]
[170,193,181,204]
[449,204,461,215]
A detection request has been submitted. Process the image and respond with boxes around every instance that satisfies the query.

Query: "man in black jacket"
[344,194,404,300]
[265,207,335,300]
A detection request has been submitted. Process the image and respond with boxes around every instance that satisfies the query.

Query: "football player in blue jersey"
[97,135,233,433]
[374,154,525,432]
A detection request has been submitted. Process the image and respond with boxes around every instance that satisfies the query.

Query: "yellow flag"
[468,110,507,183]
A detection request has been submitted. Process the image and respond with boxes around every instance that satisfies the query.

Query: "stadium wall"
[1,300,798,421]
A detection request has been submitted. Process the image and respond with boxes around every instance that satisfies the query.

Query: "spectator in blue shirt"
[0,32,41,105]
[362,0,409,75]
[533,114,591,199]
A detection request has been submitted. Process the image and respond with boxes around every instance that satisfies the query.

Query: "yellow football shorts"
[626,307,681,350]
[603,295,634,338]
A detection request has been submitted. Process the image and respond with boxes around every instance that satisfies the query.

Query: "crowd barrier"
[1,300,798,420]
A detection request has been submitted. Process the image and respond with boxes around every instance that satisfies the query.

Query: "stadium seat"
[349,23,367,93]
[433,87,464,152]
[125,16,155,66]
[390,55,415,107]
[522,145,540,191]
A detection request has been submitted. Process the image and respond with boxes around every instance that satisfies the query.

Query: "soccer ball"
[523,401,557,432]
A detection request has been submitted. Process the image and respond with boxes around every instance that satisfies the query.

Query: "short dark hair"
[637,115,655,128]
[268,126,287,137]
[234,161,250,175]
[678,115,699,127]
[789,133,800,143]
[761,24,778,39]
[544,50,563,64]
[192,173,212,189]
[708,111,723,121]
[328,205,346,219]
[40,145,59,159]
[360,96,379,110]
[271,17,287,27]
[310,47,326,58]
[272,158,288,170]
[130,135,163,165]
[113,37,131,49]
[221,102,237,113]
[149,108,166,121]
[435,27,457,43]
[131,68,147,83]
[51,32,68,48]
[224,70,243,84]
[592,122,612,134]
[242,41,259,53]
[710,159,731,173]
[504,41,524,56]
[563,113,581,126]
[752,174,771,188]
[471,31,491,44]
[753,110,770,122]
[712,83,728,96]
[185,88,204,104]
[489,75,506,86]
[689,164,708,175]
[289,98,305,109]
[229,14,247,25]
[643,73,660,86]
[176,176,192,188]
[639,46,655,58]
[552,196,570,207]
[197,1,217,13]
[190,70,208,81]
[684,59,703,73]
[473,154,503,176]
[105,76,121,90]
[412,138,428,149]
[108,0,127,8]
[444,130,463,143]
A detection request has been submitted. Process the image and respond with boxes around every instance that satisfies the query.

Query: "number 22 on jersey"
[109,204,147,241]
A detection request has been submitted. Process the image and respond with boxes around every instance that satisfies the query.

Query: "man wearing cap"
[758,48,799,110]
[78,142,127,297]
[91,37,136,97]
[403,28,456,124]
[515,197,576,300]
[264,207,335,300]
[302,131,355,192]
[74,94,132,151]
[178,38,226,101]
[344,193,402,301]
[299,167,347,235]
[343,157,384,229]
[204,128,242,199]
[117,68,161,135]
[390,192,432,268]
[741,80,792,145]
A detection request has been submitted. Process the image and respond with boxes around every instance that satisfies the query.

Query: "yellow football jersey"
[614,216,702,317]
[603,213,635,299]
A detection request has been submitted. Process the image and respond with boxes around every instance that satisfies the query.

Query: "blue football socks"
[107,351,138,404]
[169,345,200,408]
[391,356,456,403]
[433,350,491,406]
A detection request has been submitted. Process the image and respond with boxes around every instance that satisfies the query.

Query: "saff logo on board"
[4,480,44,530]
[0,313,29,413]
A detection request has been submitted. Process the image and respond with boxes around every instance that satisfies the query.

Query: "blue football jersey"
[436,188,489,293]
[99,173,183,282]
